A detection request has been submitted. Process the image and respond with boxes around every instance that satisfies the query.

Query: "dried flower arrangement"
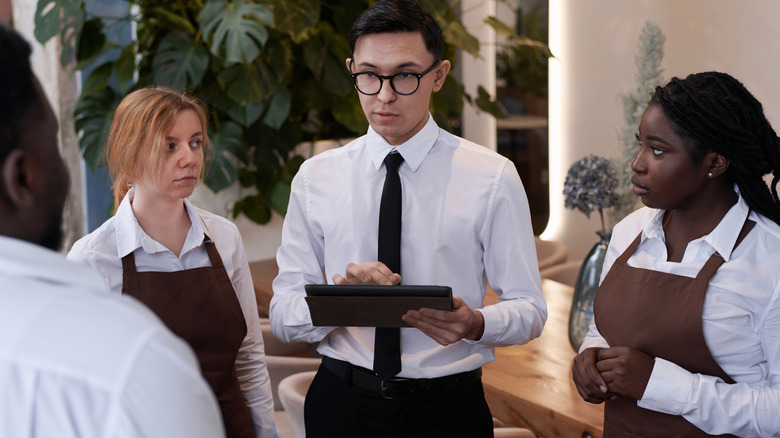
[563,154,618,236]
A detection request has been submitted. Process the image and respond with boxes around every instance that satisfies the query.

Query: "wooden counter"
[483,279,604,438]
[249,260,604,437]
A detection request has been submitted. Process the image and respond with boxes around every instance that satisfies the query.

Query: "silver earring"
[708,172,713,177]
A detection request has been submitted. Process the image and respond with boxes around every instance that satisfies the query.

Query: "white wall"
[460,0,497,150]
[543,0,780,259]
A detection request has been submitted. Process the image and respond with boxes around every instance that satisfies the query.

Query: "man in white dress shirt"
[269,1,547,436]
[0,25,225,438]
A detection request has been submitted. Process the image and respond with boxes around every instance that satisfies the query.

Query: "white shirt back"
[0,235,224,438]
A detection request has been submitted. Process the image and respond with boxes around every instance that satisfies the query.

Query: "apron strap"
[695,218,755,281]
[121,251,137,273]
[615,233,642,266]
[204,238,225,269]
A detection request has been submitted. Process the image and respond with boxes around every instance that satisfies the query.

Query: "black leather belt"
[321,356,482,400]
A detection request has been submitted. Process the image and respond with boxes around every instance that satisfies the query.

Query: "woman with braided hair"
[572,71,780,437]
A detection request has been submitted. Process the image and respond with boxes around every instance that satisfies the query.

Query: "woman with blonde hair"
[68,86,277,438]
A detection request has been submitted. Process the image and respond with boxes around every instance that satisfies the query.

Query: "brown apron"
[122,239,255,438]
[594,218,754,438]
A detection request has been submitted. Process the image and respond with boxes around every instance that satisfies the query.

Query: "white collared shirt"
[581,192,780,436]
[67,188,277,438]
[0,235,224,438]
[270,114,547,378]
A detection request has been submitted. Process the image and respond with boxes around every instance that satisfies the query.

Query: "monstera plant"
[34,0,506,224]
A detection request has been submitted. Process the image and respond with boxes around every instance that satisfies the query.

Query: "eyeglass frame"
[349,59,442,96]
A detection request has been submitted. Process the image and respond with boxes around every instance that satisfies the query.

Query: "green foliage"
[487,5,551,96]
[34,0,507,224]
[608,21,665,229]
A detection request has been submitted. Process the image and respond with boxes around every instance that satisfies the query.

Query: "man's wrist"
[466,309,485,341]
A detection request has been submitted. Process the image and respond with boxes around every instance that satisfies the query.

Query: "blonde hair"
[105,86,212,210]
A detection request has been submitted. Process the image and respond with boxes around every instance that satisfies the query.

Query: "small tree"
[609,21,665,228]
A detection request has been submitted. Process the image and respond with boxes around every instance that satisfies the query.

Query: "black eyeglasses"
[349,60,442,96]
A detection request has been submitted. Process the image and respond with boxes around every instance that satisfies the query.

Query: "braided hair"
[651,71,780,225]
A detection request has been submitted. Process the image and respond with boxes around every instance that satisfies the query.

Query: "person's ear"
[0,149,34,208]
[431,60,451,92]
[706,152,729,179]
[346,58,353,72]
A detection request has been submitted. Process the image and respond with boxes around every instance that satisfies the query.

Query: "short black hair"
[348,0,444,61]
[0,25,38,165]
[651,71,780,224]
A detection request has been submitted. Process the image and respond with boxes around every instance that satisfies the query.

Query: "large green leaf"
[74,87,119,170]
[280,155,305,184]
[484,16,515,38]
[216,37,287,104]
[153,32,210,90]
[76,18,106,64]
[262,87,291,129]
[441,20,479,58]
[217,62,275,103]
[34,0,85,66]
[81,62,114,97]
[475,85,508,119]
[270,181,291,216]
[198,0,273,65]
[270,0,320,44]
[114,44,136,94]
[234,194,272,223]
[237,167,257,187]
[303,25,352,97]
[204,120,243,192]
[228,100,268,127]
[331,92,368,135]
[148,6,196,35]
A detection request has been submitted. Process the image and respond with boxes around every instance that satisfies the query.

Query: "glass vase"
[568,231,610,351]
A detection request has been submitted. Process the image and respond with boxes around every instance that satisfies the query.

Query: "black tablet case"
[304,284,453,328]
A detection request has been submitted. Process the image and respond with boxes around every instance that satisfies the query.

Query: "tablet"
[304,284,453,328]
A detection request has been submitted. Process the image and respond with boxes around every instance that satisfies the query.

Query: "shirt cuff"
[578,335,609,353]
[463,308,495,344]
[637,357,693,415]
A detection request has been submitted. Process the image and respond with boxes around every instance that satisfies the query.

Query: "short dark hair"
[651,71,780,224]
[348,0,444,61]
[0,25,39,165]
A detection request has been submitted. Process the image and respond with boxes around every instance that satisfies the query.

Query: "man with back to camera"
[269,1,547,436]
[0,25,225,438]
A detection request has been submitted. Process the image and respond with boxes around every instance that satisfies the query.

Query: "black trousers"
[304,363,494,438]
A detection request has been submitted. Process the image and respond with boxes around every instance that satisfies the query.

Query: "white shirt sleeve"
[270,166,338,344]
[225,228,278,438]
[638,284,780,437]
[113,329,225,438]
[476,161,547,347]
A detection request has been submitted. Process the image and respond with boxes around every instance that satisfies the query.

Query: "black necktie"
[374,152,404,379]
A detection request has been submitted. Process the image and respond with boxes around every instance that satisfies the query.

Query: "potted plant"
[34,0,506,224]
[562,154,618,351]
